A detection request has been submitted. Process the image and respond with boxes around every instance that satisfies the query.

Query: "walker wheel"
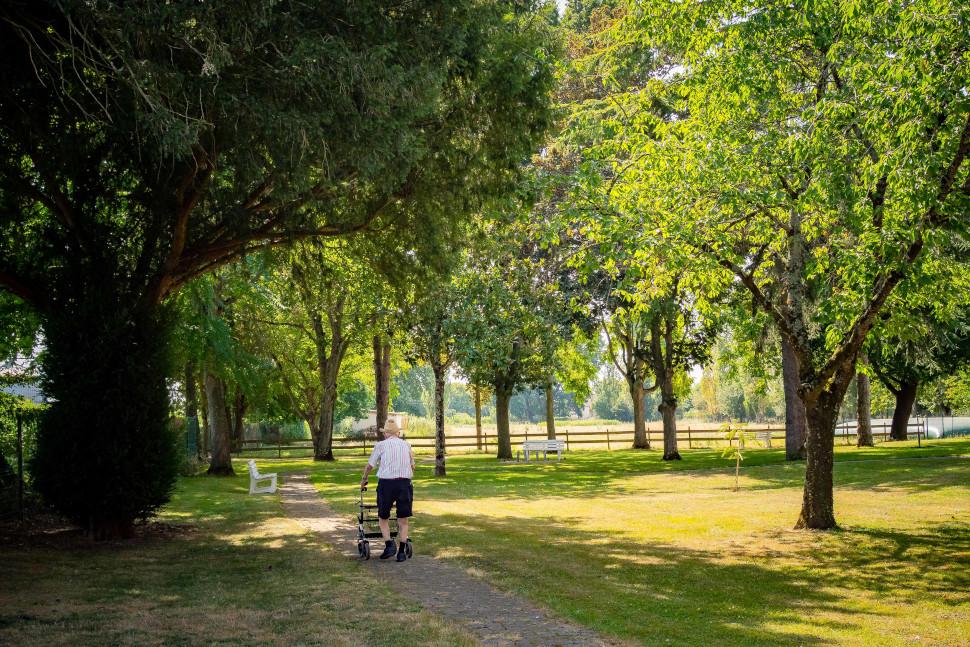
[405,540,413,559]
[359,540,370,560]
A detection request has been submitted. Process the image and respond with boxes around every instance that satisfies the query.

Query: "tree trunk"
[890,379,918,441]
[856,359,873,447]
[474,386,483,450]
[494,385,514,460]
[522,391,534,423]
[545,376,556,439]
[184,363,200,458]
[781,335,807,460]
[230,391,246,452]
[660,372,680,461]
[433,364,447,477]
[373,335,391,431]
[205,370,235,475]
[629,380,649,449]
[795,367,855,530]
[199,373,209,456]
[316,385,337,461]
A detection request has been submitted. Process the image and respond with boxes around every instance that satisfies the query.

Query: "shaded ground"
[0,475,477,647]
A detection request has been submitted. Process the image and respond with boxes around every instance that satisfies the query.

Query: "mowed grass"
[2,441,966,646]
[303,439,970,647]
[0,473,477,646]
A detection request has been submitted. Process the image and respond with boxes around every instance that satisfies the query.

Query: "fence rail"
[232,419,927,457]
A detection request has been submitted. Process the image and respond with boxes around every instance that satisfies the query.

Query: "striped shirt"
[368,436,414,479]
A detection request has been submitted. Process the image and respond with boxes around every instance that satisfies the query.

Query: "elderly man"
[360,420,415,561]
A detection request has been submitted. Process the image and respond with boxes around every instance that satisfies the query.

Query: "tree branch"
[0,269,41,306]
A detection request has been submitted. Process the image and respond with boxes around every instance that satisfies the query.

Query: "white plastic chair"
[247,459,277,495]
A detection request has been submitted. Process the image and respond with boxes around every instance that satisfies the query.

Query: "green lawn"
[2,440,967,646]
[301,439,970,647]
[0,472,476,646]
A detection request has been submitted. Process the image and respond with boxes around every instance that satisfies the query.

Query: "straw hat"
[380,419,401,435]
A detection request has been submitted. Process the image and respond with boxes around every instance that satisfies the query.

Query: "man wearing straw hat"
[360,419,415,561]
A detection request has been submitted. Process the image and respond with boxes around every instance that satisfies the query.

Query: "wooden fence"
[232,418,927,458]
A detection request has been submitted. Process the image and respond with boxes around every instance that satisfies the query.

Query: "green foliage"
[721,423,756,491]
[0,392,42,489]
[619,0,970,389]
[393,365,434,418]
[866,248,970,396]
[590,369,662,422]
[0,293,40,363]
[693,331,785,422]
[31,306,180,535]
[335,379,370,425]
[0,0,557,516]
[592,373,634,422]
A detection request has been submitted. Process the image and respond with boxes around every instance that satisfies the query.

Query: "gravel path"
[280,473,616,647]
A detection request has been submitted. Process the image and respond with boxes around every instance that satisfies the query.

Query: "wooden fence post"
[17,413,24,523]
[687,426,692,449]
[606,428,611,451]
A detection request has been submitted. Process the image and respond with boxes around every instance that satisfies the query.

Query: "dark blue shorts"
[376,478,413,519]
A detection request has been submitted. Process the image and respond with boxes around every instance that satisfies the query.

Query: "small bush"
[447,412,476,426]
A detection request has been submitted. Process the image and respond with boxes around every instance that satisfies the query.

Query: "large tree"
[408,283,463,477]
[2,1,555,534]
[624,0,970,528]
[452,236,554,460]
[866,263,970,441]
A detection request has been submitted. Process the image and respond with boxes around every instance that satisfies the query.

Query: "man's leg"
[376,481,396,559]
[396,480,413,560]
[396,517,410,561]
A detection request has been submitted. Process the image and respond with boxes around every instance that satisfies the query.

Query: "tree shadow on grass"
[796,524,970,602]
[420,511,856,647]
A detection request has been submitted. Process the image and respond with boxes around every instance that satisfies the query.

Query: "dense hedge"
[31,306,179,538]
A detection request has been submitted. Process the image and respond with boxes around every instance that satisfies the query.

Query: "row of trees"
[1,0,967,537]
[0,0,558,537]
[546,0,970,528]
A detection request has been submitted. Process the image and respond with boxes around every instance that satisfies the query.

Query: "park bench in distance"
[247,459,277,495]
[521,439,565,462]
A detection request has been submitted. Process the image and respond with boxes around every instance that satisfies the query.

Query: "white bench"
[247,459,277,495]
[755,431,773,448]
[521,439,565,462]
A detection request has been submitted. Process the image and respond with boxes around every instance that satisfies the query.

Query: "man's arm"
[360,463,374,489]
[410,446,415,471]
[361,444,381,488]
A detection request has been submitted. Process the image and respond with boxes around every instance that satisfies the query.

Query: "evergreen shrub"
[32,305,179,538]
